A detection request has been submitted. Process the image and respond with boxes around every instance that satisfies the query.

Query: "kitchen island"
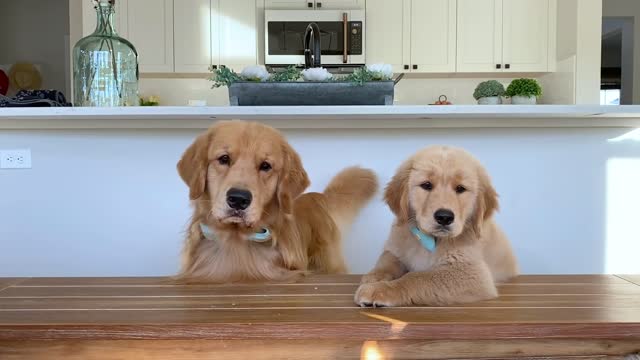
[1,105,639,277]
[1,105,640,129]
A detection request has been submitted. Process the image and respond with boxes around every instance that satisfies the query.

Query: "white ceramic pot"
[511,95,537,105]
[477,96,502,105]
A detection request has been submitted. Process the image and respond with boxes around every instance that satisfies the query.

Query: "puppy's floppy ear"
[472,166,499,235]
[177,130,213,200]
[277,141,310,214]
[384,158,412,222]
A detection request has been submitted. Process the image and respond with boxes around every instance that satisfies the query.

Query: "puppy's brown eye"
[259,161,272,172]
[455,185,467,194]
[218,155,230,165]
[420,181,433,191]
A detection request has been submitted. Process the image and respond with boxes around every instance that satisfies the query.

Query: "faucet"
[303,22,321,68]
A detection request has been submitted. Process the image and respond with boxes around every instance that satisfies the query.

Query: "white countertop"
[1,105,640,129]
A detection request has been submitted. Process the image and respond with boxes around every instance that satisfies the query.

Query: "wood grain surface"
[1,275,639,359]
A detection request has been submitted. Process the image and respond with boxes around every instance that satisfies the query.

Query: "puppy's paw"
[354,282,404,307]
[360,272,394,285]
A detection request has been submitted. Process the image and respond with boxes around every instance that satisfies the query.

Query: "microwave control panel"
[349,22,363,55]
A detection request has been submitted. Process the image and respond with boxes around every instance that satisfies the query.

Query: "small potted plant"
[473,80,505,105]
[505,78,542,105]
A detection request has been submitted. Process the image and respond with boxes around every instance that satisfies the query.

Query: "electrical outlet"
[0,149,32,169]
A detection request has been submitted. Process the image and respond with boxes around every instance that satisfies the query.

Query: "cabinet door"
[218,0,258,71]
[456,0,502,72]
[127,0,174,72]
[174,0,212,73]
[365,0,407,73]
[502,0,549,72]
[264,0,312,9]
[316,0,365,10]
[410,0,456,72]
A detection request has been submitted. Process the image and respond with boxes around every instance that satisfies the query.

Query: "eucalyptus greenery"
[269,66,302,82]
[505,78,542,98]
[473,80,505,100]
[342,67,376,86]
[209,66,242,88]
[209,65,393,88]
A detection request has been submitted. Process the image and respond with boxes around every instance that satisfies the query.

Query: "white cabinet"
[366,0,455,73]
[316,0,365,10]
[265,0,313,9]
[265,0,364,9]
[174,0,213,73]
[457,0,549,73]
[456,0,501,72]
[410,0,456,73]
[502,0,549,72]
[366,0,407,73]
[217,0,258,71]
[126,0,174,73]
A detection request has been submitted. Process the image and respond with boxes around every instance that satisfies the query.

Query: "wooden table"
[1,275,639,359]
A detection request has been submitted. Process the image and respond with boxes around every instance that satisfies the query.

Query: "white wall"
[603,0,640,104]
[0,0,70,95]
[2,127,640,276]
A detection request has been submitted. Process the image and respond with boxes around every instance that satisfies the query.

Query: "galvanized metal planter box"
[228,81,394,106]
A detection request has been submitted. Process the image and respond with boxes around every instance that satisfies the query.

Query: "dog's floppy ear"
[472,166,499,235]
[384,158,412,222]
[177,130,213,200]
[277,142,310,214]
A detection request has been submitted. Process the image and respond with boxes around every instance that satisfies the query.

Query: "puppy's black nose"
[226,188,252,210]
[434,209,454,226]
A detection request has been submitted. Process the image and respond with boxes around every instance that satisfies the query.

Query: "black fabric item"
[0,90,72,107]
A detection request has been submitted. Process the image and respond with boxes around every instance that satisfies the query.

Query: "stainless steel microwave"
[264,10,365,67]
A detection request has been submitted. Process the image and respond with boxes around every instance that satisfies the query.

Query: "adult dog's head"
[385,146,498,238]
[177,121,310,231]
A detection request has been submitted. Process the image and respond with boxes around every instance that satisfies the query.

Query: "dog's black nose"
[226,188,252,210]
[434,209,454,226]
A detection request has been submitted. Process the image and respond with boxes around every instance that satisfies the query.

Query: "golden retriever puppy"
[355,146,518,306]
[176,120,378,283]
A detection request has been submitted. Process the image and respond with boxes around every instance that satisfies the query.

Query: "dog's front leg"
[355,261,497,307]
[360,251,407,285]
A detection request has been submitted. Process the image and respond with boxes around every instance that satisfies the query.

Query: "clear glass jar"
[73,0,139,106]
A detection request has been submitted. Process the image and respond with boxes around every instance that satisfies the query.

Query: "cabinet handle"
[505,64,511,69]
[308,2,313,7]
[496,64,501,69]
[317,2,322,7]
[412,64,418,70]
[404,65,409,70]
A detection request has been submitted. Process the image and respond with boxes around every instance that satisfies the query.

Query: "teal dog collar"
[200,223,271,243]
[410,226,436,252]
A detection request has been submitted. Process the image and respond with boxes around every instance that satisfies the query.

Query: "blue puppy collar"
[410,226,436,252]
[200,223,271,243]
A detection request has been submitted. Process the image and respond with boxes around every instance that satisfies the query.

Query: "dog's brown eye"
[218,155,230,165]
[420,181,433,191]
[455,185,467,194]
[259,161,272,172]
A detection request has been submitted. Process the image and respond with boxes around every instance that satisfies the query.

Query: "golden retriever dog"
[355,146,518,306]
[176,120,378,283]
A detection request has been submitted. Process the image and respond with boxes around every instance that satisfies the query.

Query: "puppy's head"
[177,120,310,229]
[385,146,498,238]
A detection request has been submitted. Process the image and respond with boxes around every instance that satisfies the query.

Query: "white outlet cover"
[0,149,32,169]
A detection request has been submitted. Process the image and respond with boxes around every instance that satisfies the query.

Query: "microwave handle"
[342,13,348,64]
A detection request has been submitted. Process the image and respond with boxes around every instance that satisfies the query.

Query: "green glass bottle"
[73,0,138,106]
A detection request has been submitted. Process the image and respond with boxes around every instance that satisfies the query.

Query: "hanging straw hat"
[9,62,43,91]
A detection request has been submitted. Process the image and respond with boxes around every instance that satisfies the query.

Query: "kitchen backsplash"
[139,76,547,107]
